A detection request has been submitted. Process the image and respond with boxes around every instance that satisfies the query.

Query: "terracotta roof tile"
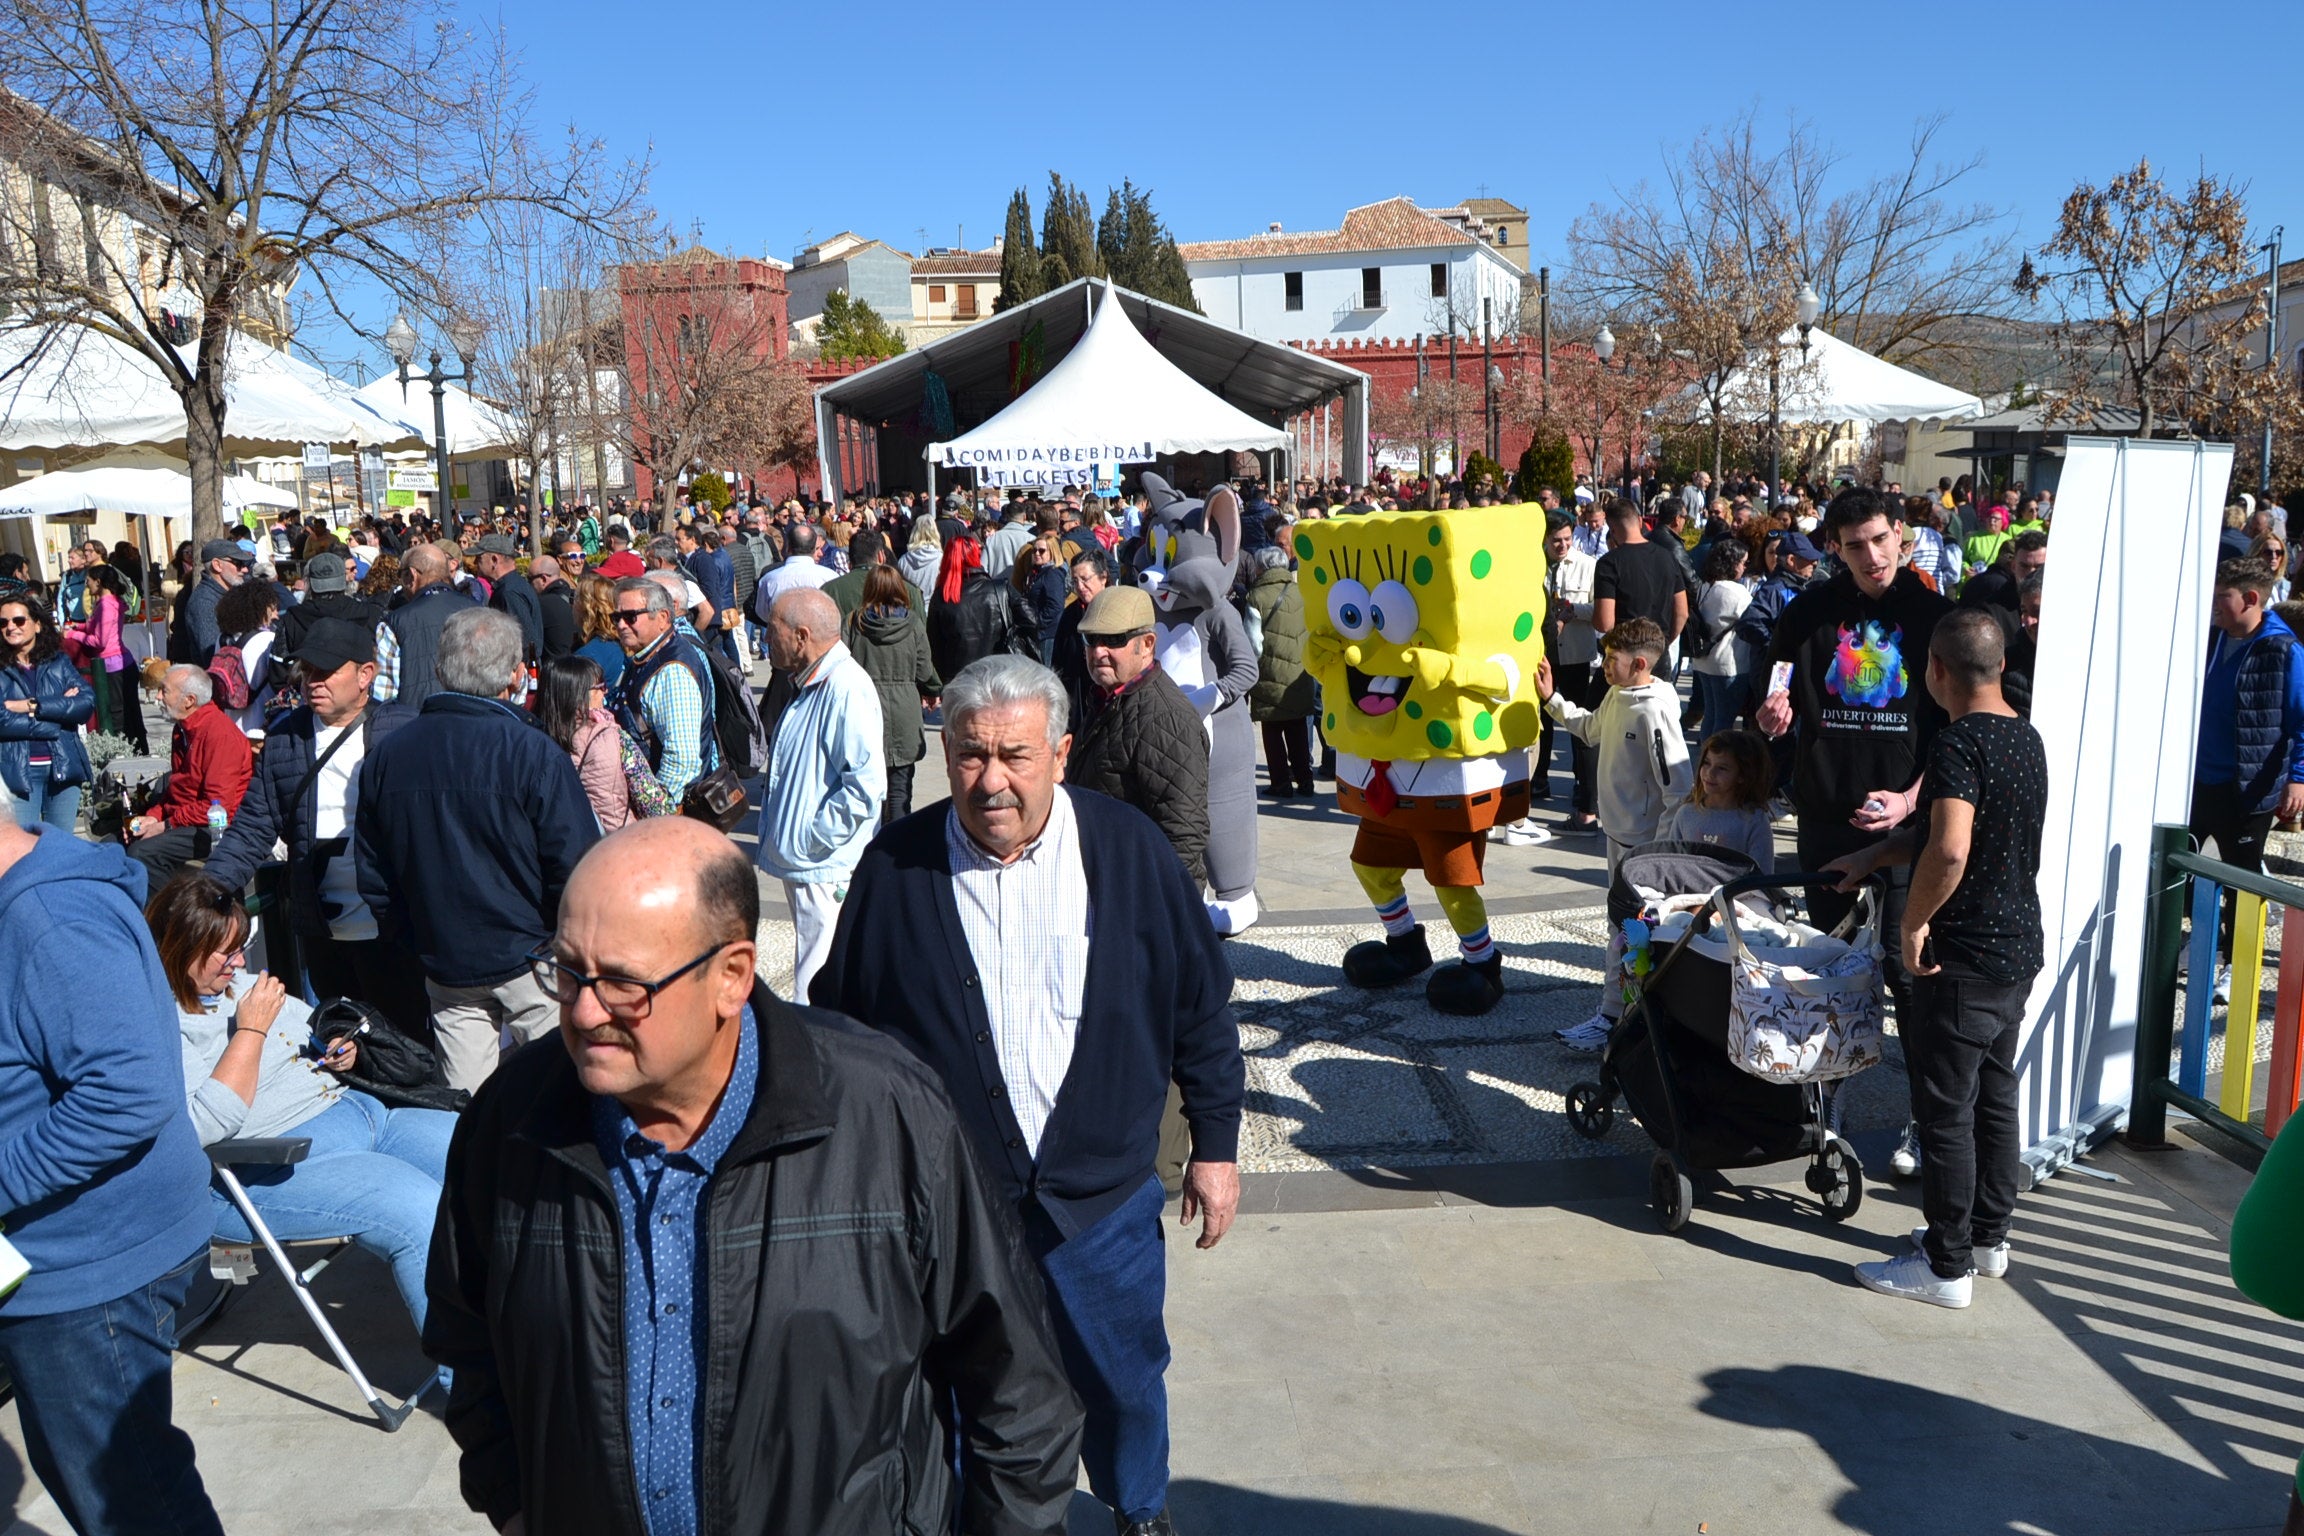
[1179,197,1478,264]
[911,250,1001,277]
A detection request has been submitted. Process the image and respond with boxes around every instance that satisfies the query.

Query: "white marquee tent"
[0,446,299,521]
[353,375,521,458]
[1693,326,1985,425]
[0,325,423,454]
[929,282,1288,487]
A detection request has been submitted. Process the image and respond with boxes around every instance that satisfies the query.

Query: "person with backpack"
[1688,538,1755,736]
[210,579,284,739]
[753,587,883,1001]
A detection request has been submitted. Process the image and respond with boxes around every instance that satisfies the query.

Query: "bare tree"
[2015,158,2300,445]
[0,0,644,542]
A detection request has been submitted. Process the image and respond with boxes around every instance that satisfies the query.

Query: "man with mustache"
[425,816,1080,1534]
[815,654,1245,1536]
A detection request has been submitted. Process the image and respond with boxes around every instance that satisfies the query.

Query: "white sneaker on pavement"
[1553,1013,1613,1053]
[1496,819,1555,847]
[1911,1226,2009,1280]
[1890,1122,1923,1178]
[1853,1250,1973,1309]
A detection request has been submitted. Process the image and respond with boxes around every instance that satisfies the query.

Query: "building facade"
[909,245,1001,345]
[1181,197,1526,347]
[786,233,914,343]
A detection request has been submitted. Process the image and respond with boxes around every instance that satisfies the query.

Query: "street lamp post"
[2263,229,2283,500]
[1594,322,1616,497]
[1769,285,1823,505]
[1482,297,1498,468]
[384,312,485,522]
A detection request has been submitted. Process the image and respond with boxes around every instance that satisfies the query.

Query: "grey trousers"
[426,969,559,1092]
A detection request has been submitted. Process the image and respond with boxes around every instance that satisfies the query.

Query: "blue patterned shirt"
[590,1003,759,1536]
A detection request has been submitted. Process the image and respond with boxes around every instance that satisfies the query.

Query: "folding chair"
[205,1137,443,1432]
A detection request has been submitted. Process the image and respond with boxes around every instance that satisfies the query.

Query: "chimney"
[1267,221,1283,234]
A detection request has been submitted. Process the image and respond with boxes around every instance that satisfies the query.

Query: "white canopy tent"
[0,324,423,454]
[353,375,521,458]
[928,282,1287,487]
[1691,326,1985,425]
[0,446,299,520]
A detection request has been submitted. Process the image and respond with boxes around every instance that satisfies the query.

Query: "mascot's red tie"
[1363,759,1398,818]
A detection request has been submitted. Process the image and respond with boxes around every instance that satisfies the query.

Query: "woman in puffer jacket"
[0,587,94,834]
[844,565,941,825]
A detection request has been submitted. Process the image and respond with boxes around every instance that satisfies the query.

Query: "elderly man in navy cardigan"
[815,654,1244,1536]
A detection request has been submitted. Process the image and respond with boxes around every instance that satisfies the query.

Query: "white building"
[1179,197,1526,346]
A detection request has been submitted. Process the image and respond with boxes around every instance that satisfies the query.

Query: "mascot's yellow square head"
[1294,505,1549,760]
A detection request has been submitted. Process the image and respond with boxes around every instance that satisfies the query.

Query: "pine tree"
[994,187,1042,313]
[817,290,907,361]
[1097,180,1201,313]
[1039,172,1103,291]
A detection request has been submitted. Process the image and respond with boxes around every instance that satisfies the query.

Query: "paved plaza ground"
[13,723,2299,1535]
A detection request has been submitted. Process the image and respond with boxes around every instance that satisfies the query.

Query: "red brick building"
[615,248,789,505]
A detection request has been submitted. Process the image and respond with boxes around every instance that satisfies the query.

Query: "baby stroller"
[1565,845,1883,1233]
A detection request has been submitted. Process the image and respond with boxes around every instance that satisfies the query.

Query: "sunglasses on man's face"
[612,607,652,625]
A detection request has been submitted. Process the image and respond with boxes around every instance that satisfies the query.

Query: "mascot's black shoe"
[1427,955,1506,1016]
[1342,928,1432,988]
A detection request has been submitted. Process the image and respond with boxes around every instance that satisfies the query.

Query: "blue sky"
[487,0,2301,281]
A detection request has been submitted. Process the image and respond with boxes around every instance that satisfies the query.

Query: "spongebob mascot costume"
[1296,506,1549,1015]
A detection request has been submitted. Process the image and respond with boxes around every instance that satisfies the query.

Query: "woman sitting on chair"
[148,872,453,1336]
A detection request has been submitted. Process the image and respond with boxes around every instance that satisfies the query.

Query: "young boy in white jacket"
[1536,615,1693,1050]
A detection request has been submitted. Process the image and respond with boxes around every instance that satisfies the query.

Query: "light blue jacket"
[754,641,885,884]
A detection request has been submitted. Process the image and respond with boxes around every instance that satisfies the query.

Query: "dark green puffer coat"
[1244,563,1315,721]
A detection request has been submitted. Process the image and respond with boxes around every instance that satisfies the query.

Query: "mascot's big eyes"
[1370,581,1419,645]
[1327,579,1372,639]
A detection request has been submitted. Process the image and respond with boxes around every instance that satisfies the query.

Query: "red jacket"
[159,702,252,827]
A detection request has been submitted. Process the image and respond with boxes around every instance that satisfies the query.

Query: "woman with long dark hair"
[0,587,93,833]
[536,654,628,831]
[845,563,940,825]
[63,563,143,751]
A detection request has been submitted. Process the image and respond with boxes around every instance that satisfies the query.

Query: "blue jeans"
[209,1091,454,1333]
[13,778,81,834]
[1024,1177,1171,1522]
[0,1247,223,1536]
[1693,670,1747,740]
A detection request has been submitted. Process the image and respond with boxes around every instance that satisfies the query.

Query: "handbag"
[1718,888,1885,1084]
[681,762,749,833]
[310,997,470,1113]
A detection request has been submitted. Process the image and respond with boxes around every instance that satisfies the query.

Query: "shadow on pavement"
[1698,1364,2288,1536]
[1070,1481,1521,1535]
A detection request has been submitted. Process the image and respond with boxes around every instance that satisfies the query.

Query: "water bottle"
[206,799,228,837]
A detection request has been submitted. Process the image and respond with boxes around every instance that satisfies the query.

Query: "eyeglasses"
[529,942,728,1020]
[0,616,33,629]
[612,608,652,625]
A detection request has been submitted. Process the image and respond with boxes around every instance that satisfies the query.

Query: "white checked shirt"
[945,788,1092,1158]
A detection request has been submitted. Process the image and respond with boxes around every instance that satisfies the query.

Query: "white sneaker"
[2213,964,2232,1004]
[1853,1250,1972,1309]
[1495,819,1555,847]
[1890,1123,1923,1178]
[1553,1013,1613,1053]
[1911,1226,2009,1280]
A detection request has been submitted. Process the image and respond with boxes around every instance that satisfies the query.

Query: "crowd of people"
[0,457,2297,1536]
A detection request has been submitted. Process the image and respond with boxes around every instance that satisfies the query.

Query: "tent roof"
[1686,327,1985,426]
[353,374,522,458]
[817,277,1367,437]
[0,445,299,520]
[930,282,1288,470]
[0,324,424,454]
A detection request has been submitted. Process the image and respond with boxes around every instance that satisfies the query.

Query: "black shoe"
[1426,954,1506,1016]
[1342,927,1431,988]
[1259,783,1289,800]
[1294,779,1318,798]
[1115,1512,1175,1536]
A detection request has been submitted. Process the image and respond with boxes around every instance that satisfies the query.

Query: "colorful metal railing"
[2131,824,2304,1154]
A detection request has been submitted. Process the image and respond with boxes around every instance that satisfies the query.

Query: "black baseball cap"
[201,538,252,566]
[286,616,376,672]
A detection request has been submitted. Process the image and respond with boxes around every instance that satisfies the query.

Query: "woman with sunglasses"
[0,589,93,834]
[147,872,452,1340]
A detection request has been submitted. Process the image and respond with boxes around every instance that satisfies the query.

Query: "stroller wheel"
[1813,1136,1864,1223]
[1565,1082,1614,1140]
[1649,1152,1693,1233]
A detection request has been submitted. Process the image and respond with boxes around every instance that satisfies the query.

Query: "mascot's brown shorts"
[1339,779,1533,889]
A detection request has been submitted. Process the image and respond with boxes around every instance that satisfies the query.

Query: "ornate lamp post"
[1593,322,1616,496]
[1769,285,1822,503]
[384,312,486,522]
